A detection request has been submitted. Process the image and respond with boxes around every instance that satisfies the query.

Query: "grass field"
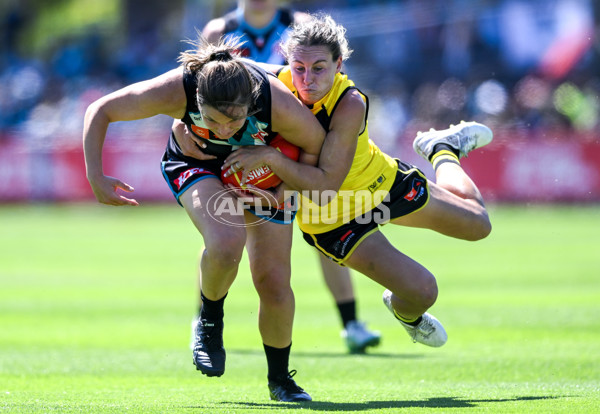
[1,203,599,413]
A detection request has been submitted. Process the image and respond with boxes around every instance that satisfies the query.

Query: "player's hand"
[88,175,139,206]
[222,146,277,184]
[172,120,217,160]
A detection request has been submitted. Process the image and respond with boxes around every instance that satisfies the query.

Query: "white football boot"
[341,320,382,354]
[382,289,447,347]
[413,121,493,160]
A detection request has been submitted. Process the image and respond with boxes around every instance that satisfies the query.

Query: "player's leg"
[180,178,246,300]
[344,230,447,347]
[245,213,294,348]
[392,122,493,240]
[180,178,247,377]
[318,254,381,353]
[244,212,311,402]
[392,181,490,240]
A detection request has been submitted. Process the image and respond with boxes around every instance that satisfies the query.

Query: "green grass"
[1,203,599,413]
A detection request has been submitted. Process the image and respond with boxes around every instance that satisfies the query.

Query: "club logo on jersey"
[251,129,268,143]
[368,174,386,193]
[404,178,426,201]
[175,167,208,190]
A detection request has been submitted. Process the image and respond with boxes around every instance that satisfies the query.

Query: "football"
[221,135,300,190]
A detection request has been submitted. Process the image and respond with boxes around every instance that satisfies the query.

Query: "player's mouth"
[300,88,317,96]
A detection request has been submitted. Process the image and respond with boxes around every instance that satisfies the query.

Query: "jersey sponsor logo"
[191,125,210,139]
[175,167,207,190]
[333,230,356,257]
[190,111,203,124]
[368,174,386,193]
[404,178,426,201]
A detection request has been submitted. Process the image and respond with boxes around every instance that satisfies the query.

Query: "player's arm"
[83,68,185,206]
[224,83,364,204]
[270,75,325,159]
[266,88,363,195]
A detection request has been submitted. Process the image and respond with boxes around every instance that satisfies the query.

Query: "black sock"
[337,300,357,328]
[404,316,423,327]
[431,143,459,160]
[264,343,291,382]
[200,291,227,321]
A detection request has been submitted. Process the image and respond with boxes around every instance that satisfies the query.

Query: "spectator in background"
[192,0,382,354]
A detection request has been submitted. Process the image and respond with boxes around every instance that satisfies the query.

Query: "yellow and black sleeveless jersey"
[277,67,398,233]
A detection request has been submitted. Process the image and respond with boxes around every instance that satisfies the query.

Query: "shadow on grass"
[211,395,558,411]
[229,349,423,359]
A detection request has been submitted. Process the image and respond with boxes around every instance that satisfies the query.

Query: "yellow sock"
[431,149,460,171]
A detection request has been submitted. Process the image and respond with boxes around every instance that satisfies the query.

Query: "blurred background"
[1,0,599,203]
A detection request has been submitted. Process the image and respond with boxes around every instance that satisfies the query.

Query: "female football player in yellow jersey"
[217,13,494,348]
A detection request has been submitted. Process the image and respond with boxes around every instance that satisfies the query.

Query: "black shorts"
[161,132,295,224]
[302,160,429,264]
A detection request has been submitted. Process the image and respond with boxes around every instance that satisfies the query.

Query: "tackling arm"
[224,83,365,205]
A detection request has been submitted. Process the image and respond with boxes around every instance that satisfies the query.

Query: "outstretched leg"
[393,122,493,240]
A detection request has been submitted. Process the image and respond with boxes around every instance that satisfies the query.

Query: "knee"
[404,272,438,310]
[467,213,492,241]
[203,230,246,268]
[417,276,438,309]
[253,268,292,305]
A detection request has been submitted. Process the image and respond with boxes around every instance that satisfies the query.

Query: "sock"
[430,143,460,171]
[200,291,227,321]
[264,343,291,382]
[393,309,423,326]
[337,300,357,328]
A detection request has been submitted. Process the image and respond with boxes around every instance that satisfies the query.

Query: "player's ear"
[335,56,343,73]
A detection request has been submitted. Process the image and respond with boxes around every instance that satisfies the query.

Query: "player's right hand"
[88,175,139,206]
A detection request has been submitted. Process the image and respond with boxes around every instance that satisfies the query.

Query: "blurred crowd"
[1,0,599,151]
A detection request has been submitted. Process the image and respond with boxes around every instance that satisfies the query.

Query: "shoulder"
[202,17,227,43]
[339,88,366,110]
[242,59,272,81]
[154,67,185,88]
[291,10,311,24]
[332,88,366,125]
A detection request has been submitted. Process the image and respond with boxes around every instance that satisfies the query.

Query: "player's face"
[243,0,276,13]
[289,45,342,106]
[200,105,248,139]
